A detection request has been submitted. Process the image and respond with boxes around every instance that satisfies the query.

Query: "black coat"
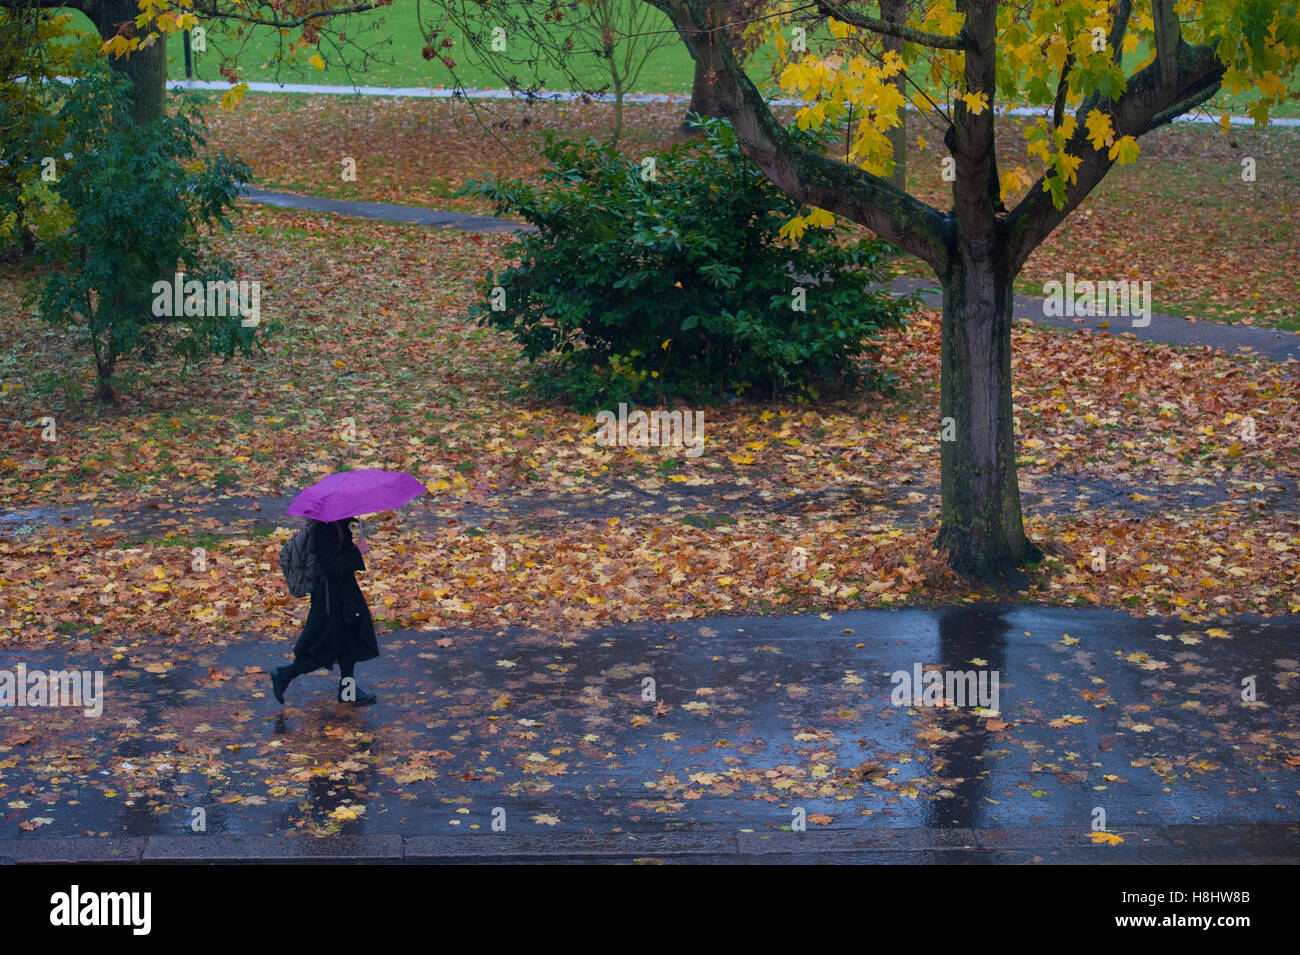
[292,519,379,671]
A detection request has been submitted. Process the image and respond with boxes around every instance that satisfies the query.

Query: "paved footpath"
[174,78,1300,127]
[1,606,1297,863]
[238,186,1300,363]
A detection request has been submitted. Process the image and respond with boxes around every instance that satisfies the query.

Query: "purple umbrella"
[285,469,429,522]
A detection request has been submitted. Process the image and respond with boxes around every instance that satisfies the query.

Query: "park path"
[239,185,1300,362]
[173,78,1300,127]
[2,605,1297,862]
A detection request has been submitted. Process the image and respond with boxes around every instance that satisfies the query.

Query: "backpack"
[279,523,323,597]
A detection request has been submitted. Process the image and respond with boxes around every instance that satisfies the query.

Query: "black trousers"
[287,657,356,680]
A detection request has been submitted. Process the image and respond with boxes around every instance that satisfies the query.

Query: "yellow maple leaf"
[1084,109,1115,150]
[827,17,855,39]
[804,207,835,229]
[101,35,138,59]
[308,53,326,71]
[1049,714,1087,728]
[220,82,249,111]
[1089,830,1124,845]
[999,166,1034,200]
[778,215,811,243]
[1056,151,1082,185]
[961,91,990,115]
[1108,135,1140,165]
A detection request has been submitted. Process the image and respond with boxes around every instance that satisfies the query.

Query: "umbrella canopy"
[286,469,428,522]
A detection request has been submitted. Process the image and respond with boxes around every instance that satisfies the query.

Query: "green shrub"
[459,117,912,409]
[28,69,259,401]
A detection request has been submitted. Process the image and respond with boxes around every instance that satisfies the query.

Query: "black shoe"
[270,666,290,704]
[338,679,377,705]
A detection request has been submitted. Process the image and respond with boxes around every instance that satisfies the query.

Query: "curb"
[4,824,1298,864]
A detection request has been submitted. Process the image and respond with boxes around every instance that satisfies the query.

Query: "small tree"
[0,9,96,256]
[590,0,680,146]
[424,0,676,145]
[30,69,258,401]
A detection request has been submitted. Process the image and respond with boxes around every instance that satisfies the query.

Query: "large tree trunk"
[935,253,1040,577]
[91,0,168,126]
[680,58,725,134]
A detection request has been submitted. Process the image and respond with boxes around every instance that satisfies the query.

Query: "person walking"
[270,517,380,705]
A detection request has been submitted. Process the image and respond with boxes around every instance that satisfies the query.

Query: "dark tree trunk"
[880,0,906,192]
[680,59,725,134]
[935,253,1040,577]
[91,0,168,126]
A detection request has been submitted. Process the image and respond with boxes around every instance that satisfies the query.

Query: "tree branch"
[814,0,970,50]
[190,1,390,30]
[950,0,1000,252]
[649,0,950,270]
[1107,0,1132,67]
[1152,0,1182,88]
[1052,51,1074,128]
[0,0,94,13]
[1004,39,1224,271]
[1146,82,1218,133]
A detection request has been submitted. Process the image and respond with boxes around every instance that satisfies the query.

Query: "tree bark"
[879,0,906,192]
[90,0,168,126]
[681,58,725,133]
[935,252,1039,577]
[610,67,624,147]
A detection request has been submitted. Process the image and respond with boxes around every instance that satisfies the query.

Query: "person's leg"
[270,657,318,704]
[290,657,317,677]
[337,657,376,705]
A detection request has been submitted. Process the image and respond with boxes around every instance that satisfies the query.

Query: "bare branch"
[190,1,391,30]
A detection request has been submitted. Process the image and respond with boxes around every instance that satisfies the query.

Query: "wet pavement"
[1,606,1296,861]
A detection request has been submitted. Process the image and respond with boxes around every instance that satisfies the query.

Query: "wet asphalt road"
[1,606,1296,861]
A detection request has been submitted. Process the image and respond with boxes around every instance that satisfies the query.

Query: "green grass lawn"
[170,3,707,93]
[54,5,1298,117]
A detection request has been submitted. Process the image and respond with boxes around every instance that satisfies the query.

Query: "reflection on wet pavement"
[0,606,1296,843]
